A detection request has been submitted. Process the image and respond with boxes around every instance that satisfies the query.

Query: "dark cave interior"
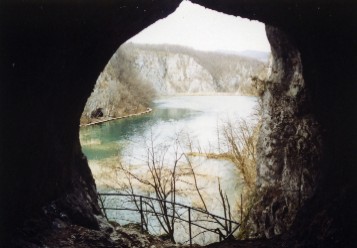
[0,0,356,247]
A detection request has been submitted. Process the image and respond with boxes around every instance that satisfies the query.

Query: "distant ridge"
[213,49,270,62]
[238,50,270,62]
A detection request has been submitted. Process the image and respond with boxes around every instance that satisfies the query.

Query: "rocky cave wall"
[0,0,182,245]
[1,0,356,246]
[246,25,322,238]
[192,2,356,245]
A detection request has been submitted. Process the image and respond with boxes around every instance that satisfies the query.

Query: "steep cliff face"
[80,47,157,124]
[82,43,268,122]
[125,46,216,94]
[118,44,268,95]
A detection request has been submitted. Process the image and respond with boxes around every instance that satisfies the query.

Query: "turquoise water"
[80,96,256,161]
[80,96,257,162]
[80,96,258,244]
[80,107,199,161]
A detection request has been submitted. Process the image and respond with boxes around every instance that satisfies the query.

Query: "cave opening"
[79,1,274,244]
[2,1,355,247]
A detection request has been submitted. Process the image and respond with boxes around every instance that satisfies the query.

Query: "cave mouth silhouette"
[1,1,355,247]
[80,6,268,241]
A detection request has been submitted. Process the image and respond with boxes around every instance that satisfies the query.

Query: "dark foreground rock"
[1,0,356,247]
[14,220,178,248]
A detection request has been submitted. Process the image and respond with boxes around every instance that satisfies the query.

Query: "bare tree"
[221,117,257,190]
[183,153,236,239]
[117,132,185,243]
[113,130,240,244]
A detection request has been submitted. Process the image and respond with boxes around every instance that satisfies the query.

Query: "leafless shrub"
[116,132,185,243]
[112,131,238,244]
[220,117,258,191]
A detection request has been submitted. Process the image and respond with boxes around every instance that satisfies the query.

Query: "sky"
[128,1,271,53]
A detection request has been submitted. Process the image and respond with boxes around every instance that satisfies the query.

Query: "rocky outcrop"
[247,26,322,238]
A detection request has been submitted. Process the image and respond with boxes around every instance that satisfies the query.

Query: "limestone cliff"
[82,43,269,123]
[119,43,269,95]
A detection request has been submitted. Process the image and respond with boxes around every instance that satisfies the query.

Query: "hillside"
[81,43,269,124]
[118,43,269,95]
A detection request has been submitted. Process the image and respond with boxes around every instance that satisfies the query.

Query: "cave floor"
[17,223,178,248]
[205,237,287,248]
[27,224,288,248]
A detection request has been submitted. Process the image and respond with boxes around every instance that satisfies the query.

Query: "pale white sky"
[128,1,270,53]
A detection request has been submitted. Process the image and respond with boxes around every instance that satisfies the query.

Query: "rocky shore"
[80,108,152,127]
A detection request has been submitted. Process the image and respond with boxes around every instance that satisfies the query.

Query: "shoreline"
[80,108,152,127]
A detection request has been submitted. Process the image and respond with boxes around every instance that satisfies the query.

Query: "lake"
[80,95,258,244]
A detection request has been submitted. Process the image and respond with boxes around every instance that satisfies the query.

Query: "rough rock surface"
[15,219,178,248]
[1,0,356,247]
[0,1,183,246]
[249,26,322,238]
